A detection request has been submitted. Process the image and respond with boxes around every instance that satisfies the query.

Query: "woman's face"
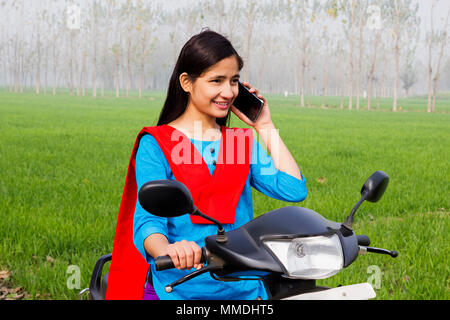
[183,56,240,120]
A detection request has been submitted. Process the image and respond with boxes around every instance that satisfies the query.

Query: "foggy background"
[1,0,449,106]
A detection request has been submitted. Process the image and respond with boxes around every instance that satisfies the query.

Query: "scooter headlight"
[263,234,344,279]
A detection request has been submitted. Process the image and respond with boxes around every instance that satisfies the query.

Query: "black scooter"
[82,171,397,300]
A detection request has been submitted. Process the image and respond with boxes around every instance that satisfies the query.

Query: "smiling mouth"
[213,100,231,109]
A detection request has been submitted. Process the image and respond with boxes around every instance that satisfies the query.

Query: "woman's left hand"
[231,82,273,130]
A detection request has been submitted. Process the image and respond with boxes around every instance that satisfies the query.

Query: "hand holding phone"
[232,81,264,122]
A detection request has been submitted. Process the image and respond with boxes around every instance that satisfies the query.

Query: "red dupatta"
[105,125,253,300]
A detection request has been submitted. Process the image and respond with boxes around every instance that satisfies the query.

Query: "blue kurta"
[133,132,307,300]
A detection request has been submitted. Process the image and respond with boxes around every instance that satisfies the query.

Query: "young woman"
[106,30,307,300]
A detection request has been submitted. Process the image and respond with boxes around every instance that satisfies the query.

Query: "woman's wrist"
[254,120,275,132]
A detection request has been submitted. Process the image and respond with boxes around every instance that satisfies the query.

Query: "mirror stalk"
[342,194,367,233]
[192,207,228,243]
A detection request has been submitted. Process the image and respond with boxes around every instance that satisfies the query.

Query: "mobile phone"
[233,81,264,122]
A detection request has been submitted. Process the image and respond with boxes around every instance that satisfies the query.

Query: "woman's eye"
[211,79,221,83]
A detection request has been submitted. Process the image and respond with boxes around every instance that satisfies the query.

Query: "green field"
[0,90,449,300]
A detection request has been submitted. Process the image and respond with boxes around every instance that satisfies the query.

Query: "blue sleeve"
[133,134,170,263]
[250,138,307,202]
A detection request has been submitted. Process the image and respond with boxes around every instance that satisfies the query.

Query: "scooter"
[82,170,397,300]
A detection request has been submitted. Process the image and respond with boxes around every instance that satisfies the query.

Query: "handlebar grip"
[154,248,208,271]
[155,255,175,271]
[357,235,371,246]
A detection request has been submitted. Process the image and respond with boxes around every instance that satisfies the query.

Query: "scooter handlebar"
[356,235,371,246]
[155,255,175,271]
[155,248,207,271]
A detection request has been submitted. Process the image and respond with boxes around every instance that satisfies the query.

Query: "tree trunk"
[139,56,144,99]
[431,7,450,112]
[427,1,436,113]
[2,39,10,92]
[4,34,12,92]
[52,35,57,95]
[69,32,74,96]
[393,0,400,112]
[115,54,120,98]
[393,34,399,112]
[79,40,86,97]
[19,51,24,93]
[14,40,19,93]
[348,0,356,110]
[82,47,86,96]
[217,0,224,34]
[244,1,256,82]
[101,60,105,97]
[92,3,97,98]
[35,24,40,94]
[126,37,131,98]
[377,82,381,109]
[306,67,312,106]
[321,57,327,108]
[257,35,269,92]
[340,63,345,109]
[356,4,364,110]
[367,31,380,111]
[53,64,57,95]
[44,43,48,95]
[7,41,13,92]
[92,34,97,98]
[102,40,106,98]
[300,29,307,107]
[427,42,433,113]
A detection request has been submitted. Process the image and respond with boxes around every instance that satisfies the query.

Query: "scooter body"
[200,205,367,300]
[83,171,397,300]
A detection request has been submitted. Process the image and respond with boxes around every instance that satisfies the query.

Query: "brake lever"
[359,246,398,258]
[164,264,220,293]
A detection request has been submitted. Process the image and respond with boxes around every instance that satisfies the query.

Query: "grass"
[265,93,450,113]
[0,90,449,300]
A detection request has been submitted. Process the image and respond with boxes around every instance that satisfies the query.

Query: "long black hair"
[157,30,244,127]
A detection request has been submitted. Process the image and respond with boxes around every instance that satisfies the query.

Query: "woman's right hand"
[166,240,204,270]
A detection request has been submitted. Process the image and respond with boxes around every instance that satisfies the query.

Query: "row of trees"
[0,0,449,112]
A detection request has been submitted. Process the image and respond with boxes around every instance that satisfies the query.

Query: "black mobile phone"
[233,81,264,122]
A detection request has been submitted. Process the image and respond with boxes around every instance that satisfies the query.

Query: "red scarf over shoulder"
[105,125,253,300]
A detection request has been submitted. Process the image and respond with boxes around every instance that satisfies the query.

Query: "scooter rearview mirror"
[341,171,389,234]
[138,180,194,218]
[138,179,228,243]
[360,171,389,203]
